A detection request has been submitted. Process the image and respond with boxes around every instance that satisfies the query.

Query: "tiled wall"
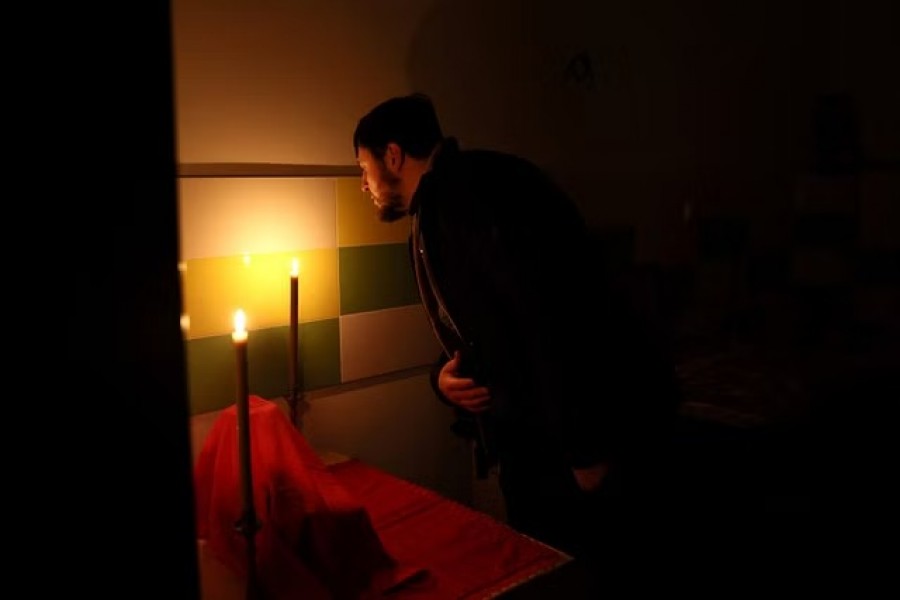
[179,175,442,415]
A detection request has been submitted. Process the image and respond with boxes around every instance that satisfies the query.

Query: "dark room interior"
[57,1,896,597]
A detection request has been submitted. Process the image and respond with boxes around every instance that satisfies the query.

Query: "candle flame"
[291,257,300,277]
[243,253,252,266]
[232,309,248,341]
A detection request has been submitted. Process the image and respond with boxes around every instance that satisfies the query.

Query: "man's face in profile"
[357,147,406,223]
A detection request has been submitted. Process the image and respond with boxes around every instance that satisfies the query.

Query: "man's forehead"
[357,147,373,162]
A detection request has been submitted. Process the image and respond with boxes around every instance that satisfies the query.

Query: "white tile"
[339,305,442,382]
[179,177,336,260]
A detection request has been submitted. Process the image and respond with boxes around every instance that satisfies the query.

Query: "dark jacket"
[410,138,679,470]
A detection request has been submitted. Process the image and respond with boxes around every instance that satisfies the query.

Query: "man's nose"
[360,175,369,193]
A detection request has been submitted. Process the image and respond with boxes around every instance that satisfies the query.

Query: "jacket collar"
[408,137,460,217]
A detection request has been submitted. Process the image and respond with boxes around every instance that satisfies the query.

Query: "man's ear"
[384,142,404,172]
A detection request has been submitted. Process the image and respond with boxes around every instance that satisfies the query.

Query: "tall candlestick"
[232,309,260,597]
[232,309,254,515]
[288,258,301,427]
[290,258,300,406]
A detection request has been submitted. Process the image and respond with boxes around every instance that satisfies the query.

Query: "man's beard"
[374,172,406,223]
[377,193,406,223]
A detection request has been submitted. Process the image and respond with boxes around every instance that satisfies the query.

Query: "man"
[353,93,681,568]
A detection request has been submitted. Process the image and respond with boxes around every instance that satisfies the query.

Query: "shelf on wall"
[178,163,361,178]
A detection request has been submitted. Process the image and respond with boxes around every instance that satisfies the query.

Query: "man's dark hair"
[353,93,444,160]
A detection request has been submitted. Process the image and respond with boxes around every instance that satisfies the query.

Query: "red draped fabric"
[194,396,570,599]
[330,460,571,599]
[194,396,424,599]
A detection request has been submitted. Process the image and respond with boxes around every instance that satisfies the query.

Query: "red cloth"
[194,396,570,599]
[194,396,425,599]
[329,460,571,599]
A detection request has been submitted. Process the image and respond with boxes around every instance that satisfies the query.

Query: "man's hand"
[572,463,610,493]
[438,351,491,413]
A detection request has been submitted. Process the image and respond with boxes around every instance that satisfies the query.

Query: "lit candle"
[232,308,248,343]
[232,309,254,521]
[289,259,300,415]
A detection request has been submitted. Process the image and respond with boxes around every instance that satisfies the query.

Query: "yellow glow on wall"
[181,248,339,340]
[336,178,408,246]
[178,177,336,261]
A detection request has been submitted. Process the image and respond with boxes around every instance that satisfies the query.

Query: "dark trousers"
[498,447,681,593]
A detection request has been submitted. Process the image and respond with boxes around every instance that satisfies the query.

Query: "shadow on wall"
[406,0,591,173]
[405,0,822,234]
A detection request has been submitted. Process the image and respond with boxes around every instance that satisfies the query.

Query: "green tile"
[339,243,419,314]
[297,319,342,391]
[245,326,294,401]
[185,335,236,415]
[186,318,341,415]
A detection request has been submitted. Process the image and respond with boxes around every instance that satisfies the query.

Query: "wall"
[173,0,898,504]
[178,175,441,413]
[172,0,435,165]
[172,0,900,264]
[177,171,477,500]
[172,1,468,501]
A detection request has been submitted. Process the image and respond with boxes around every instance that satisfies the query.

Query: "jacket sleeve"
[469,171,628,469]
[488,202,678,469]
[429,350,486,443]
[428,351,453,407]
